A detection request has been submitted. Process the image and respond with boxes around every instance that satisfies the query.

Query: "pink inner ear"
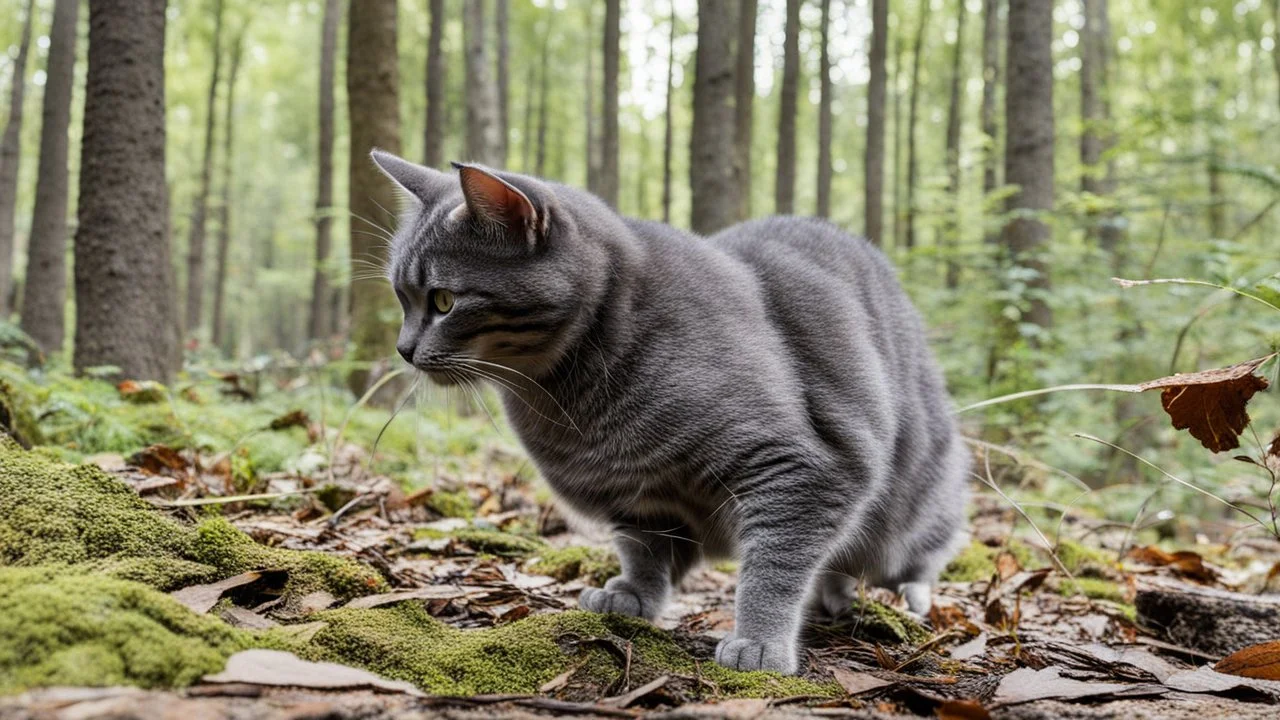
[460,168,535,229]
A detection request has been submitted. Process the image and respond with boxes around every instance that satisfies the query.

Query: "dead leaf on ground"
[599,675,670,708]
[950,633,988,661]
[171,571,269,614]
[341,584,482,610]
[830,667,895,695]
[218,606,279,630]
[1216,640,1280,681]
[117,379,167,404]
[268,410,310,431]
[1163,665,1280,699]
[1135,354,1275,453]
[129,444,189,477]
[202,649,423,695]
[1128,545,1219,584]
[995,551,1022,582]
[936,699,991,720]
[992,666,1165,706]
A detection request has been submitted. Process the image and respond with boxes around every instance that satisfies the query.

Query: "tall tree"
[463,0,500,166]
[735,0,758,219]
[980,0,1000,243]
[495,0,510,165]
[535,26,550,176]
[185,0,226,338]
[1002,0,1054,330]
[0,0,35,318]
[522,44,535,172]
[690,0,737,234]
[662,1,677,224]
[864,0,888,244]
[347,0,402,392]
[20,0,80,353]
[943,0,968,288]
[1081,0,1121,257]
[775,0,801,214]
[585,4,600,193]
[211,23,247,351]
[424,0,446,168]
[892,31,904,247]
[310,0,341,341]
[600,0,621,207]
[74,0,179,380]
[816,0,833,218]
[904,0,931,249]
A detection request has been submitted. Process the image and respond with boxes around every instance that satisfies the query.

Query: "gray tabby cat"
[372,150,969,675]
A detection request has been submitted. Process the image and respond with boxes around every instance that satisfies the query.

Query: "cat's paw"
[715,634,798,674]
[579,585,649,618]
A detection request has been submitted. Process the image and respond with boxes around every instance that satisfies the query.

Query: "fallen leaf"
[599,675,670,708]
[995,552,1021,582]
[202,649,423,695]
[268,409,310,431]
[831,667,894,695]
[538,660,586,693]
[1216,639,1280,681]
[129,444,189,477]
[218,606,279,630]
[1127,545,1219,584]
[295,590,338,614]
[1136,354,1275,453]
[1076,643,1180,682]
[274,621,327,643]
[936,699,991,720]
[666,700,769,719]
[117,379,167,404]
[1163,665,1280,699]
[928,604,971,632]
[950,633,988,661]
[992,666,1165,705]
[341,584,482,610]
[170,571,266,614]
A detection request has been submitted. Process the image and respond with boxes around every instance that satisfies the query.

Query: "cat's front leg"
[579,521,699,620]
[717,481,851,675]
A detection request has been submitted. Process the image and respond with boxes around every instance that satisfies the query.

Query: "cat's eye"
[431,289,455,314]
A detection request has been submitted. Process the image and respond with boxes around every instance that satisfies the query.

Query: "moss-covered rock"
[1058,577,1127,604]
[0,378,43,448]
[426,489,475,519]
[838,598,930,645]
[526,546,620,586]
[414,526,548,558]
[0,567,255,694]
[941,539,1038,583]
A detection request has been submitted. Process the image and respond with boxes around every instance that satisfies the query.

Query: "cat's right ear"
[370,149,450,206]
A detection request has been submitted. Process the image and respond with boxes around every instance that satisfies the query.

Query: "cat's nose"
[396,341,415,364]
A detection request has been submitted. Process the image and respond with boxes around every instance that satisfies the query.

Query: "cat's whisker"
[454,357,581,435]
[367,372,424,473]
[445,362,577,432]
[450,369,506,438]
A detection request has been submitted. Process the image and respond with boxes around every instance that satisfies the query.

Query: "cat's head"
[371,150,608,385]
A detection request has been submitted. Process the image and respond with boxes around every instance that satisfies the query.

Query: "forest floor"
[2,362,1280,719]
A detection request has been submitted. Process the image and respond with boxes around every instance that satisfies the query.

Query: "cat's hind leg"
[579,519,700,621]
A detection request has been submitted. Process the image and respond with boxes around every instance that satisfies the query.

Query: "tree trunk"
[211,24,246,353]
[816,0,833,218]
[943,0,967,289]
[662,2,677,224]
[585,4,600,194]
[599,0,621,207]
[535,27,550,176]
[347,0,402,394]
[1208,134,1225,240]
[495,0,510,166]
[1002,0,1054,330]
[905,0,931,250]
[981,0,1000,244]
[0,0,35,318]
[864,0,888,244]
[775,0,801,214]
[310,0,341,342]
[424,0,445,168]
[463,0,500,166]
[735,0,758,220]
[1136,576,1280,657]
[74,0,179,381]
[892,30,904,248]
[185,0,225,340]
[690,0,737,234]
[20,0,80,354]
[1082,0,1122,260]
[522,48,535,172]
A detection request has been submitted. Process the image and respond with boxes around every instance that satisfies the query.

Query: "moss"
[527,546,620,586]
[941,539,1038,582]
[0,378,43,448]
[415,526,548,558]
[839,598,930,645]
[1059,577,1127,604]
[426,490,476,519]
[1054,539,1112,574]
[0,567,255,693]
[0,438,384,600]
[306,604,836,698]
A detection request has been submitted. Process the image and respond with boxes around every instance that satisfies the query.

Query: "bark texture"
[775,0,801,214]
[1136,576,1280,657]
[463,0,501,166]
[981,0,1000,244]
[1002,0,1054,330]
[599,0,621,207]
[310,0,341,341]
[20,0,80,353]
[943,0,968,289]
[1081,0,1123,258]
[905,0,930,249]
[74,0,179,381]
[816,0,833,218]
[211,24,246,352]
[690,0,737,234]
[0,0,35,317]
[735,0,758,220]
[424,0,446,168]
[864,0,888,245]
[347,0,402,393]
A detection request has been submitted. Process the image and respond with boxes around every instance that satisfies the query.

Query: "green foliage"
[527,546,621,586]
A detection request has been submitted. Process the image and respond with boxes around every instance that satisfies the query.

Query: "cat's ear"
[370,149,450,205]
[452,162,543,244]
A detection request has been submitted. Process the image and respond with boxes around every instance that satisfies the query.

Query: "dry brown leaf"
[268,409,310,431]
[1136,354,1274,453]
[128,444,189,477]
[992,666,1164,705]
[928,604,971,632]
[1127,545,1219,584]
[995,551,1021,582]
[202,649,423,695]
[1215,640,1280,681]
[830,666,895,695]
[341,584,482,610]
[935,699,991,720]
[170,571,265,614]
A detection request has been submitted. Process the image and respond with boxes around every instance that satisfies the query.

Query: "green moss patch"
[1059,577,1127,604]
[941,539,1038,583]
[838,598,930,645]
[426,490,476,519]
[414,526,548,558]
[527,546,620,585]
[1054,539,1112,574]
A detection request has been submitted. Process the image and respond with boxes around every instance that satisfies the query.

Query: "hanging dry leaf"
[1215,640,1280,681]
[1135,354,1275,453]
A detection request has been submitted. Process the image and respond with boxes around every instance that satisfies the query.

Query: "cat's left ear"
[452,162,546,245]
[371,149,451,205]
